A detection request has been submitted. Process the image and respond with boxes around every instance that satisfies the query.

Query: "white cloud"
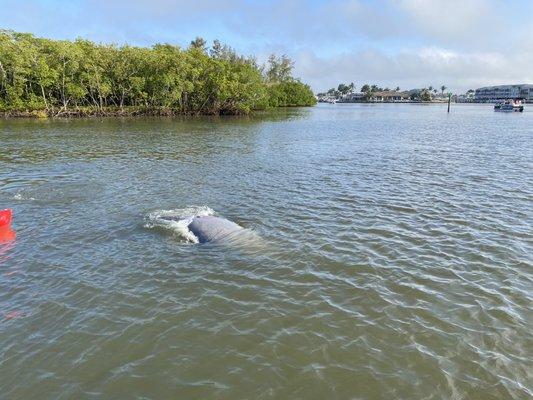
[294,46,533,93]
[0,0,531,92]
[397,0,495,40]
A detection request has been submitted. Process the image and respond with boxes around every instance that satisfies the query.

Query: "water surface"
[0,104,532,399]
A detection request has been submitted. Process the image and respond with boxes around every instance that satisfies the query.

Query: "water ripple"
[0,105,531,399]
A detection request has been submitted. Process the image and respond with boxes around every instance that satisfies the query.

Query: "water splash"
[13,192,35,201]
[144,206,215,243]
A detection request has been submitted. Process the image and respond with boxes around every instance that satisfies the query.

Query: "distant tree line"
[0,30,316,116]
[318,82,449,101]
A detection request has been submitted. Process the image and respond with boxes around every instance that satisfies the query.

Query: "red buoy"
[0,209,16,243]
[0,209,12,227]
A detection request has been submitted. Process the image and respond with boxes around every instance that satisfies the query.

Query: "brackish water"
[0,104,532,399]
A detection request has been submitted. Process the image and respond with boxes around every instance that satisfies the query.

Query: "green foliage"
[265,54,294,83]
[0,30,315,115]
[337,83,349,95]
[360,84,370,93]
[420,89,432,101]
[267,81,316,107]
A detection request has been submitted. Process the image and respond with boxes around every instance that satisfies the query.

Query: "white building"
[339,92,365,102]
[475,84,533,102]
[369,91,411,102]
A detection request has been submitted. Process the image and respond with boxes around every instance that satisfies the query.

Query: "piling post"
[447,93,451,113]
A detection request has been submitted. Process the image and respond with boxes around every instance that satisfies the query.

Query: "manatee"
[188,215,244,243]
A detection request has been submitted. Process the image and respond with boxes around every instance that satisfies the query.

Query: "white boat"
[494,99,524,112]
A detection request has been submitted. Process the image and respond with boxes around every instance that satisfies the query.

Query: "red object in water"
[0,209,16,243]
[0,228,16,244]
[0,209,12,227]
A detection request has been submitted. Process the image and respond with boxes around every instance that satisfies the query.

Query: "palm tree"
[440,85,447,96]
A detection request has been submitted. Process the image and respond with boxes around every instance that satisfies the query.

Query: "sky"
[1,0,532,93]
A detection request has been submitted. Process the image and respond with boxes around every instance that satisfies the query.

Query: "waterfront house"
[339,92,365,102]
[369,91,410,102]
[456,90,475,103]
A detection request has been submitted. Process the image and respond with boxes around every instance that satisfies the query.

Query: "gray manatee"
[188,215,244,243]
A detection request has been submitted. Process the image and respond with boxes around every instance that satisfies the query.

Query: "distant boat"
[494,99,524,112]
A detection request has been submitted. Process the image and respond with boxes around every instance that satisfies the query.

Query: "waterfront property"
[475,84,533,103]
[369,91,411,102]
[324,90,412,103]
[317,83,451,104]
[456,90,476,103]
[338,92,365,102]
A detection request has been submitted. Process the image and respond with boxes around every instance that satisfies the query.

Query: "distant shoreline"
[0,102,511,120]
[318,100,449,104]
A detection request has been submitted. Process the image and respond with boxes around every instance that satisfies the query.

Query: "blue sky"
[1,0,532,92]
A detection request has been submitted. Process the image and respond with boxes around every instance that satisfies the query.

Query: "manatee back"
[188,216,243,243]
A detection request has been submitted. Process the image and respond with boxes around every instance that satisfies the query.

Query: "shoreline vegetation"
[0,30,316,118]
